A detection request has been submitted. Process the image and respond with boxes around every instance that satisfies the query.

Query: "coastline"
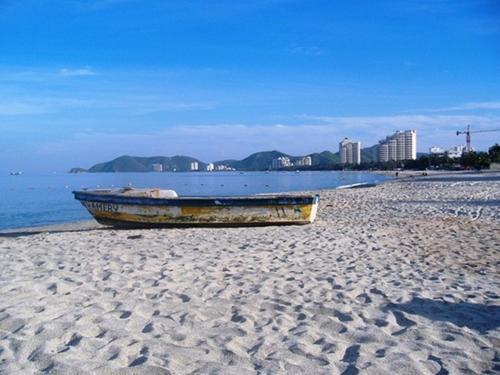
[0,170,389,233]
[0,178,499,374]
[2,170,499,234]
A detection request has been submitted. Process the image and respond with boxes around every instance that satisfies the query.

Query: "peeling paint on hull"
[73,191,319,228]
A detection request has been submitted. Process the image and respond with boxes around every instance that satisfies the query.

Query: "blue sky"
[0,0,499,172]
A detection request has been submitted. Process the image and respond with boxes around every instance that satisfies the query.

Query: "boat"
[73,187,319,227]
[9,171,22,176]
[336,182,377,189]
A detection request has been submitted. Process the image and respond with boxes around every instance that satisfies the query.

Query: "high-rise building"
[190,162,199,171]
[377,130,416,162]
[206,163,214,171]
[339,138,361,165]
[271,157,291,169]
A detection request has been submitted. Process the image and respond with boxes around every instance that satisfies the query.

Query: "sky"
[0,0,499,172]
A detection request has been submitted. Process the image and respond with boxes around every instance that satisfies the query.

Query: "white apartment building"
[429,145,467,159]
[190,162,199,171]
[271,157,291,169]
[151,163,163,172]
[206,163,214,171]
[339,138,361,165]
[378,130,416,162]
[295,156,312,167]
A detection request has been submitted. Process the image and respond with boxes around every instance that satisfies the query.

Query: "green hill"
[87,155,206,172]
[361,144,378,163]
[75,145,380,172]
[218,150,289,170]
[306,150,339,166]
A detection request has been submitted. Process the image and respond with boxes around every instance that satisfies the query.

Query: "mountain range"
[70,145,379,173]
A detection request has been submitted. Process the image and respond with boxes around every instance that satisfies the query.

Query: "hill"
[306,151,339,166]
[361,144,378,163]
[87,155,206,172]
[69,167,88,173]
[216,150,289,171]
[73,145,382,172]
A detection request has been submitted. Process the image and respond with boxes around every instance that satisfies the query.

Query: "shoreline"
[2,170,499,235]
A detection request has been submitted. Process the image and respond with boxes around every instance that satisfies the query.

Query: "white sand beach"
[0,179,499,374]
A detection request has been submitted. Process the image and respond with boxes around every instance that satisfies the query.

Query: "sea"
[0,171,390,231]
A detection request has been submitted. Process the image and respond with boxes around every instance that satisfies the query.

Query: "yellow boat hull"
[74,190,319,227]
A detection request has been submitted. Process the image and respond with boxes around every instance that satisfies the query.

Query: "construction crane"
[456,125,500,153]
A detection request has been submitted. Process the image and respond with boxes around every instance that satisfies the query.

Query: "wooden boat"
[73,188,319,227]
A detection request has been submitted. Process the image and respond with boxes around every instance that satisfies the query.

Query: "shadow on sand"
[387,297,500,334]
[0,227,113,238]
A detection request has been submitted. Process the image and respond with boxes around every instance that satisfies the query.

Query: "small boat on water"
[73,188,319,227]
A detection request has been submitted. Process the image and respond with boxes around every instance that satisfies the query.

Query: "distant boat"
[336,182,377,189]
[9,171,22,176]
[73,188,319,227]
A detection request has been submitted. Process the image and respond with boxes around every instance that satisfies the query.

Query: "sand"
[0,179,499,374]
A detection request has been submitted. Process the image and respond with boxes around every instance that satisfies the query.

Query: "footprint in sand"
[374,319,389,327]
[231,309,246,323]
[142,322,154,333]
[391,310,416,335]
[334,310,353,322]
[297,313,307,321]
[66,333,82,347]
[129,356,148,367]
[428,354,450,375]
[341,344,360,375]
[313,338,337,354]
[120,311,132,319]
[47,283,57,294]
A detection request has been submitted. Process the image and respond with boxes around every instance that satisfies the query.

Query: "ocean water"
[0,171,390,230]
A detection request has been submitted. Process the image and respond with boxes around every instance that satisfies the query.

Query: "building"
[190,162,199,171]
[429,146,445,155]
[151,163,163,172]
[215,164,235,171]
[377,130,416,162]
[430,145,467,158]
[206,163,214,171]
[339,138,361,165]
[271,157,291,169]
[294,156,312,167]
[446,145,466,159]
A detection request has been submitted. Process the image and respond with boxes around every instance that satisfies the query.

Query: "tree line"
[282,143,499,171]
[343,143,500,171]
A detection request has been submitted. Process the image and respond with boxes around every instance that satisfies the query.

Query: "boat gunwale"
[73,190,319,207]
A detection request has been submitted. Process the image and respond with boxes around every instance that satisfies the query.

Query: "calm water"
[0,171,390,230]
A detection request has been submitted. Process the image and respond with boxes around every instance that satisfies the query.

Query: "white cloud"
[32,114,500,169]
[59,67,96,77]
